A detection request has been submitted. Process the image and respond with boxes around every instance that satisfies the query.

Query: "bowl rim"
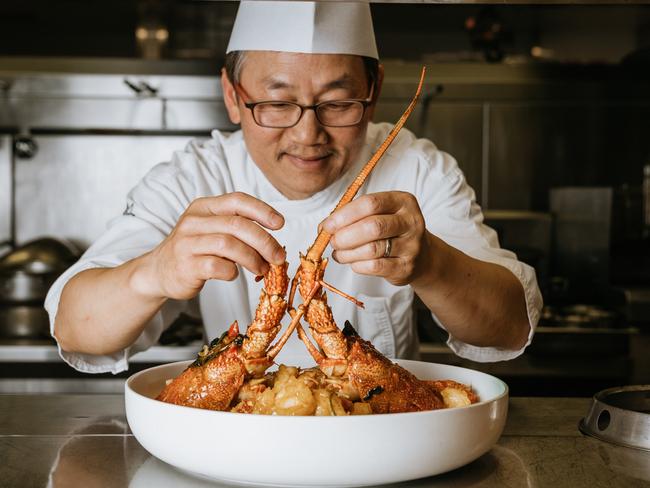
[125,358,509,419]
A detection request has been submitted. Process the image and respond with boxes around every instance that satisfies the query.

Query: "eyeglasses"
[234,83,374,129]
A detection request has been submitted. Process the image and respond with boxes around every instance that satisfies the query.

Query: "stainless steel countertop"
[1,395,649,487]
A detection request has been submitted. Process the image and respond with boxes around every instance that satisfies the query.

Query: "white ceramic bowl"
[125,358,508,487]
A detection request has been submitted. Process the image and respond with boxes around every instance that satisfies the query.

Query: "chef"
[46,1,542,374]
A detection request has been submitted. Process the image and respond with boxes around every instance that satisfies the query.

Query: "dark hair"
[224,51,379,90]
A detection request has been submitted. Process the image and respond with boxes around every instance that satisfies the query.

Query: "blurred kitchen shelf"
[0,57,217,76]
[372,0,650,4]
[0,325,639,363]
[534,326,639,334]
[0,329,646,396]
[0,378,127,394]
[0,342,201,363]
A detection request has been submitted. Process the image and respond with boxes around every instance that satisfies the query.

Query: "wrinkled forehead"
[239,51,368,92]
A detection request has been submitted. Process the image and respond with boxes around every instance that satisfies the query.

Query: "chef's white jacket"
[45,122,543,374]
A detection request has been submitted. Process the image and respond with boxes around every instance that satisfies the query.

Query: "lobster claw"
[157,262,295,411]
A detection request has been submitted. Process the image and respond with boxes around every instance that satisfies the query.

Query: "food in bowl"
[156,313,478,415]
[233,364,477,415]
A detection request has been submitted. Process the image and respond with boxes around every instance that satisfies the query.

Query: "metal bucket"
[580,385,650,451]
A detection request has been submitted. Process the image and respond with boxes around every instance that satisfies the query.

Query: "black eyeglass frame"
[234,83,375,129]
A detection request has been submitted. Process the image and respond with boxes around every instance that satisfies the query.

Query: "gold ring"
[383,238,392,258]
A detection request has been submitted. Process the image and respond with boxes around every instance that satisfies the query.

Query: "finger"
[189,234,270,276]
[333,238,396,264]
[189,192,285,230]
[195,255,239,281]
[180,215,286,265]
[322,192,402,233]
[331,214,406,251]
[350,257,399,277]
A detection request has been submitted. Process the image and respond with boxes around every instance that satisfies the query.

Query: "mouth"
[283,152,332,170]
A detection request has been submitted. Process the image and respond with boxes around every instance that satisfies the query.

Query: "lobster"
[156,261,322,411]
[288,67,449,413]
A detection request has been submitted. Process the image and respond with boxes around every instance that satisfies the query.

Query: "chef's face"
[222,51,381,200]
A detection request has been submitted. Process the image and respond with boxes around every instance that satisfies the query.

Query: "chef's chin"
[291,173,333,197]
[281,168,339,199]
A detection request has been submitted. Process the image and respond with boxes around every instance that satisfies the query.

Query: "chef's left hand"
[321,191,434,287]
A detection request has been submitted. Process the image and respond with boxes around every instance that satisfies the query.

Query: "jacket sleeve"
[414,140,543,362]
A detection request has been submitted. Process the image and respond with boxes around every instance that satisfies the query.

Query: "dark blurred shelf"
[420,345,635,397]
[0,57,218,76]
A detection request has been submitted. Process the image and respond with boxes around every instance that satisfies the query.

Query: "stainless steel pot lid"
[0,237,79,274]
[580,385,650,451]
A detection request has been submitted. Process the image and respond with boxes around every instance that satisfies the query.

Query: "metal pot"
[0,305,50,339]
[0,269,60,304]
[0,237,79,304]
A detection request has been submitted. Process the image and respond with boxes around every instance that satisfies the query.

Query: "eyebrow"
[261,73,360,93]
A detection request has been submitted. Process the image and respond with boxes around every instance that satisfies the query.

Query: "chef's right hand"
[142,192,286,300]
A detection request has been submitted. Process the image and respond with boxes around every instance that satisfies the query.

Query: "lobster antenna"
[306,66,426,261]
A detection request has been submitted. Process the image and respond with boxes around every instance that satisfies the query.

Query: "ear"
[367,64,384,121]
[221,67,242,125]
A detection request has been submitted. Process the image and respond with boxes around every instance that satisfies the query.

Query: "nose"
[288,107,327,146]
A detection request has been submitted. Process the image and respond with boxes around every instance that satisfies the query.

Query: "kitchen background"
[0,0,649,396]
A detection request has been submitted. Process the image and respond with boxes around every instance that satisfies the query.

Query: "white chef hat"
[226,1,379,60]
